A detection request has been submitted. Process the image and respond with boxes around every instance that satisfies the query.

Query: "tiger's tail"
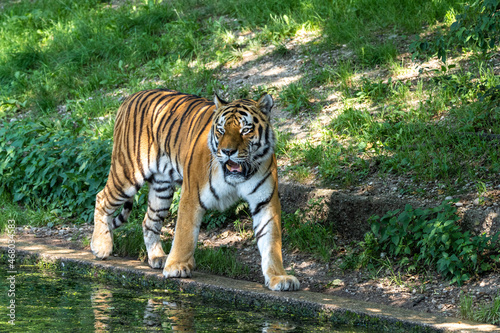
[112,200,133,229]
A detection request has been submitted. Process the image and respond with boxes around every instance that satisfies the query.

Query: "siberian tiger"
[91,89,300,291]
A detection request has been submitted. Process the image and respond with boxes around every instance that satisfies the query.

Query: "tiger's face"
[209,94,275,184]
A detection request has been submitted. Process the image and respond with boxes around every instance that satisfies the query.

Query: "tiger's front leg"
[163,188,205,278]
[253,201,300,291]
[247,167,300,291]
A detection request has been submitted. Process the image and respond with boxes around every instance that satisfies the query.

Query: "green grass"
[195,245,250,278]
[279,67,500,188]
[282,199,337,262]
[279,82,312,114]
[460,293,500,325]
[0,0,491,218]
[0,193,64,233]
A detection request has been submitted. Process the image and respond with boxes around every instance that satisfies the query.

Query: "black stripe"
[109,164,127,195]
[197,185,208,210]
[254,217,273,243]
[146,125,152,175]
[153,178,171,185]
[253,145,270,160]
[251,185,276,217]
[124,201,133,210]
[144,224,160,235]
[117,213,126,224]
[122,120,135,183]
[151,92,176,125]
[257,124,263,140]
[107,201,123,208]
[164,117,179,152]
[133,92,155,173]
[172,99,204,146]
[249,161,273,195]
[157,103,179,140]
[208,167,219,200]
[154,186,172,193]
[156,193,174,200]
[106,189,124,207]
[149,206,170,213]
[115,150,133,187]
[159,95,192,150]
[185,115,213,189]
[174,155,181,177]
[186,102,210,135]
[147,212,163,223]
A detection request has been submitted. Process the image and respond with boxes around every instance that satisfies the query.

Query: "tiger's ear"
[213,94,227,110]
[257,93,273,115]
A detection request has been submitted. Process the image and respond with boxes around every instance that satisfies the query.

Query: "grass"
[195,245,250,278]
[0,193,63,233]
[282,199,337,262]
[460,293,500,325]
[278,67,500,188]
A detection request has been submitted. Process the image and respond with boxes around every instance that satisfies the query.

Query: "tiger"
[90,89,300,291]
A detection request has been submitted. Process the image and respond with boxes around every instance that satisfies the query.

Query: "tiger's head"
[209,94,275,184]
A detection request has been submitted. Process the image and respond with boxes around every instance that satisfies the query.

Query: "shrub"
[0,119,112,223]
[411,0,500,63]
[369,201,500,284]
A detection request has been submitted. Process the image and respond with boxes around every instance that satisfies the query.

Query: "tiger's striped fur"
[91,89,300,291]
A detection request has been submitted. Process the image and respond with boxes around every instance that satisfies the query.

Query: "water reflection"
[89,285,307,332]
[90,286,113,332]
[143,298,195,332]
[0,268,369,332]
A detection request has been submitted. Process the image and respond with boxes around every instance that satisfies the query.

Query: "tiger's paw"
[163,261,193,278]
[267,275,300,291]
[90,233,113,259]
[148,255,167,269]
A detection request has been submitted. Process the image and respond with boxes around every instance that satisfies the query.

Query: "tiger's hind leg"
[143,175,175,269]
[91,183,137,259]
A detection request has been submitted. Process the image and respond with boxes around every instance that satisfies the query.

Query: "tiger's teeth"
[226,161,242,173]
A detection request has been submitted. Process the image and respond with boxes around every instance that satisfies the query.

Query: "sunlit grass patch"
[195,245,251,278]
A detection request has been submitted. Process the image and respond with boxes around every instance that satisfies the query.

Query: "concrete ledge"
[2,239,498,333]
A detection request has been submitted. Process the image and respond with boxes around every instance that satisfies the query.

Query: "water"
[1,267,375,332]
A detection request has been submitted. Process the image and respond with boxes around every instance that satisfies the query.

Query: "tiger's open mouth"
[225,160,243,173]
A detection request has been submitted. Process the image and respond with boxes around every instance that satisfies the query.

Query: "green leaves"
[369,201,500,284]
[0,119,112,223]
[410,0,499,63]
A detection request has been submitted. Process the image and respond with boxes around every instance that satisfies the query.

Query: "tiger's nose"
[221,148,237,156]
